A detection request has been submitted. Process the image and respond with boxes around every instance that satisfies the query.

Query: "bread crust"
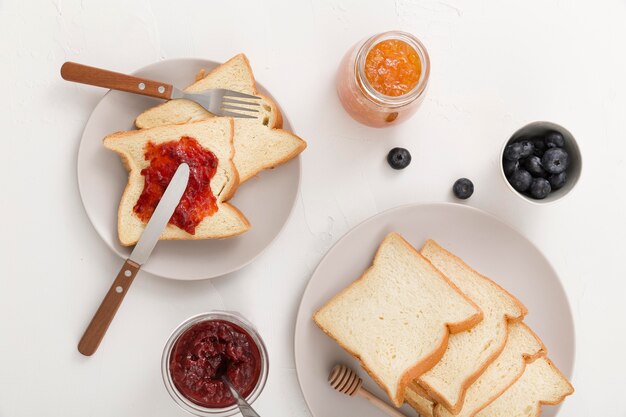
[416,239,528,414]
[218,118,239,201]
[313,233,483,407]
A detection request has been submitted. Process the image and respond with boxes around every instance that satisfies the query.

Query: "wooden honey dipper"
[328,364,410,417]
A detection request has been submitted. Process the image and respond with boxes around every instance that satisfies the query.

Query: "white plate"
[77,58,301,280]
[295,203,575,417]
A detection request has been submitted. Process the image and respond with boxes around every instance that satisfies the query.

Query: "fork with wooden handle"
[60,61,261,119]
[329,364,410,417]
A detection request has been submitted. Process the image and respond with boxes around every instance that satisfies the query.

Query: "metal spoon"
[221,375,261,417]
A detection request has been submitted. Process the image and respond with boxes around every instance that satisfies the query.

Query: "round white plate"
[295,203,575,417]
[77,58,301,280]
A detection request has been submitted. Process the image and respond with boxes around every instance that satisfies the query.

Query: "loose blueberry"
[549,171,568,190]
[509,169,532,192]
[523,156,546,177]
[387,147,411,170]
[544,131,565,148]
[529,177,551,199]
[503,159,519,177]
[504,142,524,161]
[519,140,534,158]
[542,147,569,174]
[532,137,546,156]
[453,178,474,199]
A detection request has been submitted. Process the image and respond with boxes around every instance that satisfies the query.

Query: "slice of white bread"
[104,118,250,246]
[406,386,436,417]
[134,53,306,182]
[474,357,573,417]
[407,322,547,417]
[414,240,528,413]
[313,233,483,407]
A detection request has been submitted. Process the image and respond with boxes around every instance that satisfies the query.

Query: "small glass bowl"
[161,311,269,417]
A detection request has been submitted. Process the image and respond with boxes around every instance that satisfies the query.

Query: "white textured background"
[1,0,624,416]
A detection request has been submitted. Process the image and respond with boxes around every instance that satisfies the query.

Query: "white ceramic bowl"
[500,121,582,204]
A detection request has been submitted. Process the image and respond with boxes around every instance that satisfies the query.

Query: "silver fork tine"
[220,89,261,100]
[220,110,258,119]
[221,104,260,113]
[222,98,261,107]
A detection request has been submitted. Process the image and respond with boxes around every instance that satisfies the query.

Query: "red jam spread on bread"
[134,136,218,234]
[364,39,421,97]
[169,320,262,408]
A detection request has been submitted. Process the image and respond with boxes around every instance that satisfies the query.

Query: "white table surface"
[1,0,624,415]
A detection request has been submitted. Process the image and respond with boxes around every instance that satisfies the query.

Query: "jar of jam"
[162,311,269,417]
[336,31,430,127]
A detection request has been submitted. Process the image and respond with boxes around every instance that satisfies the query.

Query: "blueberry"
[549,171,568,190]
[523,156,546,177]
[545,131,565,148]
[508,169,532,192]
[503,159,519,177]
[504,140,534,161]
[453,178,474,199]
[387,147,411,169]
[529,177,551,199]
[531,137,546,156]
[542,148,569,174]
[519,140,534,158]
[504,142,524,161]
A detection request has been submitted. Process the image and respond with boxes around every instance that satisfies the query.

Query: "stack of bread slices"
[104,54,307,245]
[314,233,573,417]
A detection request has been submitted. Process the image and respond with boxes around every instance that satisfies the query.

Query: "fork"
[60,62,260,119]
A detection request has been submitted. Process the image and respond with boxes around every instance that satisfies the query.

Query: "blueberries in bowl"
[387,147,411,170]
[502,126,572,200]
[453,178,474,199]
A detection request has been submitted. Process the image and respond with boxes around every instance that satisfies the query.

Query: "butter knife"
[78,163,190,356]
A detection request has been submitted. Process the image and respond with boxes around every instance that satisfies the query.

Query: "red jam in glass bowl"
[169,320,261,408]
[163,312,269,417]
[134,136,219,235]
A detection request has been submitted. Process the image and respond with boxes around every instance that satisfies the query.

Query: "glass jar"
[336,31,430,128]
[161,311,269,417]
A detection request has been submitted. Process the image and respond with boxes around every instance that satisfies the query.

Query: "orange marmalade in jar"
[337,31,430,127]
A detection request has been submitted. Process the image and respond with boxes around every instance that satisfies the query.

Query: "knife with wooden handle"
[78,163,190,356]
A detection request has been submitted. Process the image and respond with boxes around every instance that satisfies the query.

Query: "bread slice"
[414,240,527,413]
[474,357,573,417]
[134,53,306,182]
[104,118,250,246]
[406,322,547,417]
[313,233,483,407]
[406,387,436,417]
